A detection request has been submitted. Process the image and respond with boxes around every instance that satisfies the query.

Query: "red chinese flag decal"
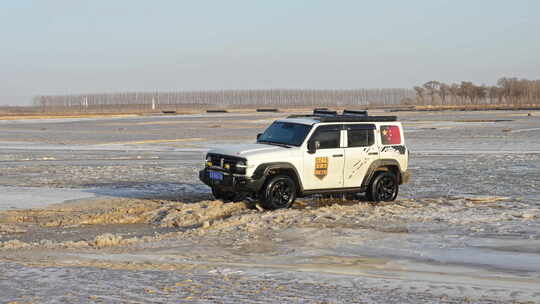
[381,126,401,145]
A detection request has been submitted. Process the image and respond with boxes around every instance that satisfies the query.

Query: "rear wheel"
[367,171,399,202]
[260,175,297,210]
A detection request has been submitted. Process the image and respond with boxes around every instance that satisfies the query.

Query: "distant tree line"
[34,78,538,113]
[409,77,540,106]
[33,88,414,112]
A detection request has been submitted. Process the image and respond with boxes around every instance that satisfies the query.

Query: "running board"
[300,187,366,197]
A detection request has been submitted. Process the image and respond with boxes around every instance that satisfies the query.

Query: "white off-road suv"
[199,109,410,210]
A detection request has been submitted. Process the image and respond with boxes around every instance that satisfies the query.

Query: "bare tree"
[439,83,450,105]
[413,86,425,105]
[423,81,441,104]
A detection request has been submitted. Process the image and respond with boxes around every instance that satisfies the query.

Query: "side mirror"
[308,140,320,154]
[256,133,262,141]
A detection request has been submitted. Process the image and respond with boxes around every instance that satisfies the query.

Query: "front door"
[343,124,379,188]
[303,125,345,190]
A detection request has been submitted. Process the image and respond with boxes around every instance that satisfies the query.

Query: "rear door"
[302,125,345,190]
[343,124,379,188]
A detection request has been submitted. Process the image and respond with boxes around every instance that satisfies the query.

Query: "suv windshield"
[258,122,312,147]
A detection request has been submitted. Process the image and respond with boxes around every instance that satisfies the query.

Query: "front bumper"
[199,168,265,193]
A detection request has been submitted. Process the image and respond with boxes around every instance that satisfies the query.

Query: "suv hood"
[208,143,291,158]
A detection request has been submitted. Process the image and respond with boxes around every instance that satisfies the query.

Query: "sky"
[0,0,539,105]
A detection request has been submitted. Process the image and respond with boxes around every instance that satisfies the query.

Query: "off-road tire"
[259,175,297,210]
[367,171,399,202]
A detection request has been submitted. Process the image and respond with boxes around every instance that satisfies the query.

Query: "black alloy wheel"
[369,171,399,202]
[260,175,297,210]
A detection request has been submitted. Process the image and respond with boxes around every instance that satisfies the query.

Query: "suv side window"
[309,125,341,149]
[347,124,375,147]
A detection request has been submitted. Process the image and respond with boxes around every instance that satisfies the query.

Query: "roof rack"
[343,109,368,116]
[313,109,338,116]
[287,109,397,122]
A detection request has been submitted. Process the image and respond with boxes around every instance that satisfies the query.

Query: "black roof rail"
[314,116,397,122]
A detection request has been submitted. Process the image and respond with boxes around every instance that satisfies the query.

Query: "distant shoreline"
[0,105,539,120]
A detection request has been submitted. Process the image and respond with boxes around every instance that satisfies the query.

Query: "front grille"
[207,153,246,174]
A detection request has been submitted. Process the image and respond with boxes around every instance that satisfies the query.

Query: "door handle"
[368,152,378,155]
[333,154,343,157]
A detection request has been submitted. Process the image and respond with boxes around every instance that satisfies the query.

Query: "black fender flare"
[252,162,304,192]
[361,159,403,188]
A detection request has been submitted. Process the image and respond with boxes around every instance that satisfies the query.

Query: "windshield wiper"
[258,140,292,148]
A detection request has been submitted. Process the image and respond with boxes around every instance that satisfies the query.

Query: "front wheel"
[367,171,399,202]
[259,175,297,210]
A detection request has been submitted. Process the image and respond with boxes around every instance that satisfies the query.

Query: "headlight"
[236,160,247,174]
[206,155,212,167]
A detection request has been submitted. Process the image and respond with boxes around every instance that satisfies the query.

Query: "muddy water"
[1,110,539,303]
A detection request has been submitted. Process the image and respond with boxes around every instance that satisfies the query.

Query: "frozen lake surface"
[1,110,539,303]
[0,186,96,211]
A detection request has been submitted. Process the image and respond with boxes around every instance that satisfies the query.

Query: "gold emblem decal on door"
[314,157,329,179]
